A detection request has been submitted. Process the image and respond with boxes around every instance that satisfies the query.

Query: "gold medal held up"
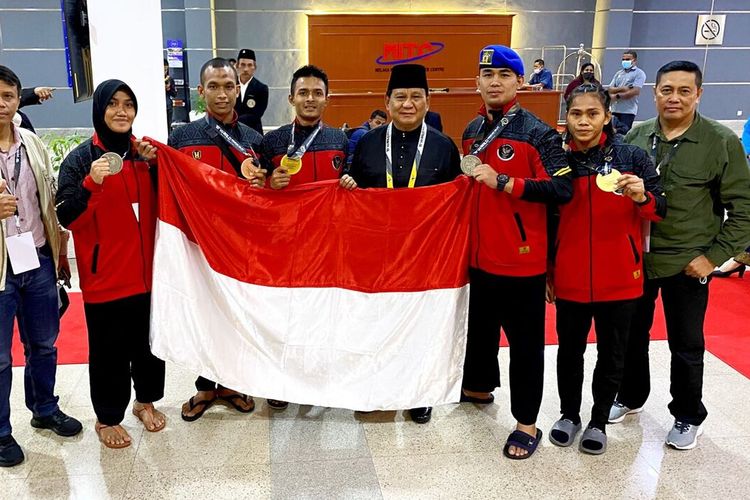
[280,155,302,175]
[596,168,622,194]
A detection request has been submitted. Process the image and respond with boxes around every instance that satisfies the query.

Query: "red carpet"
[11,278,749,377]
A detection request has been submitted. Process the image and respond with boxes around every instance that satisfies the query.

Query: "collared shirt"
[609,66,646,115]
[240,77,253,102]
[626,113,750,278]
[529,68,553,89]
[0,125,46,247]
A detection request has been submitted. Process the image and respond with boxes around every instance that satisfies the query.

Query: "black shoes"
[0,435,24,467]
[30,409,83,437]
[409,407,433,424]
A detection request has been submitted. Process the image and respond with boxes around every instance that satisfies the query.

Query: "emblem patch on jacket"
[247,99,256,109]
[192,150,202,160]
[332,155,343,170]
[498,144,515,161]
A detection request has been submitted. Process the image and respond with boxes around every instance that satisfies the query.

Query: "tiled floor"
[3,342,750,499]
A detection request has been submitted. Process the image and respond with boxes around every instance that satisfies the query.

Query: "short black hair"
[199,57,238,85]
[229,58,237,64]
[656,60,703,88]
[370,109,387,120]
[0,65,22,96]
[290,65,329,96]
[534,58,545,66]
[623,50,638,59]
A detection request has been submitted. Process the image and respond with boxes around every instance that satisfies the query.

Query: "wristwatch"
[496,173,510,192]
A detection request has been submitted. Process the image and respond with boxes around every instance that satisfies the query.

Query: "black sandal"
[502,428,542,460]
[459,392,495,404]
[181,395,217,422]
[218,393,255,414]
[267,399,289,410]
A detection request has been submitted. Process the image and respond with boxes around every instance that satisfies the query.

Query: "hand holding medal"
[614,173,647,203]
[90,155,116,184]
[241,158,267,188]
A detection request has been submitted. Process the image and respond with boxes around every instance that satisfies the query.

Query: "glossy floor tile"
[3,342,750,499]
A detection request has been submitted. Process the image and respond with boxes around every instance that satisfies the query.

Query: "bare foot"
[181,390,217,420]
[133,401,166,432]
[95,422,132,449]
[508,422,537,458]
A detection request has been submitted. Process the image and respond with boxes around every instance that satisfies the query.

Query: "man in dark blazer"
[234,49,269,135]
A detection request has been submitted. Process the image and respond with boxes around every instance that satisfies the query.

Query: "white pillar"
[87,1,167,142]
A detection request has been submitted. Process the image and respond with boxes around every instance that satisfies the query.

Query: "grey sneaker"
[665,420,703,450]
[608,401,643,423]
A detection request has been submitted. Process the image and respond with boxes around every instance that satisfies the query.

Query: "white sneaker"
[608,401,643,424]
[665,420,703,450]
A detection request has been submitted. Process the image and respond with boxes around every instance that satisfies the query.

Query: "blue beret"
[478,45,524,76]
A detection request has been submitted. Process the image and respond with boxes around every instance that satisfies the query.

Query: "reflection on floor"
[3,342,750,499]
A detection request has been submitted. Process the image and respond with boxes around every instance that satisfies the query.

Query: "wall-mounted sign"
[695,14,726,45]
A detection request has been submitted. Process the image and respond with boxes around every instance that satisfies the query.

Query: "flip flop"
[132,404,167,432]
[502,428,543,460]
[181,395,217,422]
[218,393,255,414]
[459,392,495,404]
[549,418,582,447]
[95,423,131,449]
[579,426,607,455]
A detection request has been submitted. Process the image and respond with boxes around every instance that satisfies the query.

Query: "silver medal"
[101,152,123,175]
[460,154,482,175]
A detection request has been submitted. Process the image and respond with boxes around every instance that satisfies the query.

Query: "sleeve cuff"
[83,175,103,193]
[510,177,525,198]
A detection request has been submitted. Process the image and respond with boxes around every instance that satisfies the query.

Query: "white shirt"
[239,77,253,102]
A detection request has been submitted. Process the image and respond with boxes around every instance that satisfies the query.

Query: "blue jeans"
[0,249,60,437]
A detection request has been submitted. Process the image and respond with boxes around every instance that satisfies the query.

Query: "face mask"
[582,73,594,81]
[622,60,633,70]
[533,68,541,75]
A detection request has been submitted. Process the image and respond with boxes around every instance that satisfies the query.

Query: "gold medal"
[596,168,621,193]
[280,155,302,175]
[240,158,258,179]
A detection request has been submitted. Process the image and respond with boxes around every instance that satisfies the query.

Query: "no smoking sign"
[695,14,726,45]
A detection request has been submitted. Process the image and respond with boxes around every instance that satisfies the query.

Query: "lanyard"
[0,148,24,231]
[287,121,323,160]
[205,116,260,163]
[385,122,427,189]
[469,103,521,156]
[650,134,682,175]
[575,146,614,175]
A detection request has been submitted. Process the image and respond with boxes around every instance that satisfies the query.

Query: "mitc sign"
[376,42,445,65]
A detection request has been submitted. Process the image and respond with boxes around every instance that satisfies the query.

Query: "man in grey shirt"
[608,50,647,134]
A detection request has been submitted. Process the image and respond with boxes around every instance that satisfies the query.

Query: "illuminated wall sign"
[375,42,445,65]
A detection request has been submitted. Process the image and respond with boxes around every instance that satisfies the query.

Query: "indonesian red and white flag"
[150,144,472,410]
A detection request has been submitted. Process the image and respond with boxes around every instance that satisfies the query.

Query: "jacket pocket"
[627,235,640,265]
[513,213,527,241]
[91,244,100,274]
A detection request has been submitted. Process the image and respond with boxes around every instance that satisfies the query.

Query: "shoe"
[608,401,643,424]
[579,425,607,455]
[30,409,83,437]
[409,407,432,424]
[711,261,746,278]
[0,435,25,467]
[459,392,495,404]
[549,418,582,447]
[267,399,289,410]
[666,420,703,450]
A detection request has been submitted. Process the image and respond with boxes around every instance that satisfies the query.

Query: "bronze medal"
[280,155,302,175]
[101,152,123,175]
[241,158,258,179]
[595,168,622,194]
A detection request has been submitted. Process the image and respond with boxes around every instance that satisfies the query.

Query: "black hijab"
[92,79,138,155]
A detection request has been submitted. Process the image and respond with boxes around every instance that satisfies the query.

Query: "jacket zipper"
[628,234,641,264]
[513,213,527,241]
[588,175,594,303]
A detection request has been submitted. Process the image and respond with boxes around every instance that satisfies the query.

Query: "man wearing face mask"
[523,59,553,90]
[607,50,646,134]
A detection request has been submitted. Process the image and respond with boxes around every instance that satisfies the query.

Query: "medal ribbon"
[469,103,521,156]
[385,122,427,189]
[287,121,323,160]
[206,116,259,163]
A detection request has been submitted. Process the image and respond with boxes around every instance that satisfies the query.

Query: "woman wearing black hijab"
[56,80,166,448]
[564,63,599,100]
